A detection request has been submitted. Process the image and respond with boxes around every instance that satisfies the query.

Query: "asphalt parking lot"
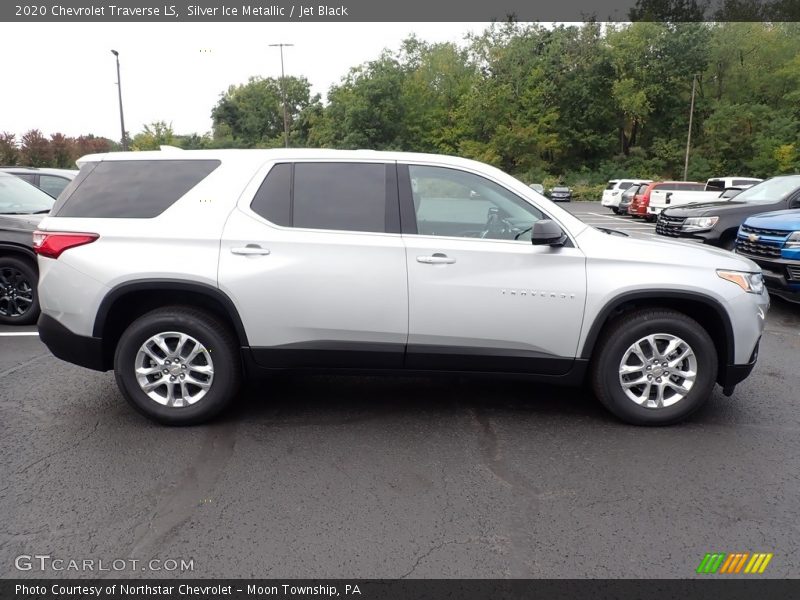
[1,202,798,579]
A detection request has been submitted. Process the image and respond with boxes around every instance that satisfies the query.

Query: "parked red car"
[628,181,706,221]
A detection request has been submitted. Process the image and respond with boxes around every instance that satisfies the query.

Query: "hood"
[744,208,800,230]
[577,226,758,271]
[662,200,746,217]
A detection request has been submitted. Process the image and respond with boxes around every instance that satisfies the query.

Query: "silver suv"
[35,150,769,425]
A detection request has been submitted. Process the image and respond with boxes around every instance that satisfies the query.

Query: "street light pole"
[683,73,698,181]
[269,43,294,148]
[111,49,128,151]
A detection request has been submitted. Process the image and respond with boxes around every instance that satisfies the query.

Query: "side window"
[39,175,70,198]
[292,163,390,233]
[250,163,291,226]
[14,173,36,184]
[407,165,544,241]
[54,160,220,218]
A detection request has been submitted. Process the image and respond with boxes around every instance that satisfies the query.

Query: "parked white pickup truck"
[648,177,762,217]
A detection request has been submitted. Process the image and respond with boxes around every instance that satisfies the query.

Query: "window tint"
[54,160,220,218]
[292,163,387,233]
[605,181,618,190]
[618,181,634,190]
[250,163,291,226]
[408,165,544,241]
[39,175,70,198]
[733,179,758,186]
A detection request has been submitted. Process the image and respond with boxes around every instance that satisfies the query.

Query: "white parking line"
[0,332,39,337]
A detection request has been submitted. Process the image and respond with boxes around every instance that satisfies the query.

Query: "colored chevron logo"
[696,552,773,574]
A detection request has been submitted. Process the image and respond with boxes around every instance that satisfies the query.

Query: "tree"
[50,133,77,168]
[211,76,321,147]
[19,130,52,166]
[130,121,175,151]
[0,132,18,165]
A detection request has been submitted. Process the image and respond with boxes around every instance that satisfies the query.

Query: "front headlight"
[682,216,719,232]
[717,270,765,294]
[784,231,800,249]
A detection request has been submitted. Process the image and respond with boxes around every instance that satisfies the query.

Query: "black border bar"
[2,0,799,22]
[3,579,800,600]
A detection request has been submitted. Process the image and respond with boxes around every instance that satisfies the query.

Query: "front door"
[400,163,587,374]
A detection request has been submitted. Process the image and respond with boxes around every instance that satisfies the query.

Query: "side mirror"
[531,219,567,246]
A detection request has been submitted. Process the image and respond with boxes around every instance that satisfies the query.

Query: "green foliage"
[130,121,175,151]
[211,76,321,147]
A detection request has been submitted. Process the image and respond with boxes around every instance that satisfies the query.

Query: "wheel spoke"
[153,336,172,358]
[622,375,649,389]
[184,374,212,389]
[136,365,162,377]
[142,379,164,392]
[142,345,164,365]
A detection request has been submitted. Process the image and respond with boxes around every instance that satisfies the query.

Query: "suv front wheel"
[114,307,241,425]
[591,309,718,425]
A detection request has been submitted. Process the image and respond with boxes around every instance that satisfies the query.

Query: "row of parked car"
[602,175,800,304]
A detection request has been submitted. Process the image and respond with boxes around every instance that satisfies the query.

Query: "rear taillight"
[33,231,99,259]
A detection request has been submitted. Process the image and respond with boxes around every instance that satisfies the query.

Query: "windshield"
[733,176,800,204]
[0,174,55,214]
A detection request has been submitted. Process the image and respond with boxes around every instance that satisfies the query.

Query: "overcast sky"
[1,22,486,142]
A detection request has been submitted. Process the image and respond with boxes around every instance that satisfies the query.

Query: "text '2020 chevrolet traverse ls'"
[35,150,768,425]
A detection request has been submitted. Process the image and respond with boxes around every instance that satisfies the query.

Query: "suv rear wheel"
[0,257,39,325]
[591,309,718,425]
[114,307,241,425]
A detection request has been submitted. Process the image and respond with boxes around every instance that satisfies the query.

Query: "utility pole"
[110,50,128,151]
[269,43,294,148]
[683,74,698,181]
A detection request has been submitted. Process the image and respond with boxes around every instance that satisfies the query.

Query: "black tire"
[114,306,241,425]
[590,309,718,426]
[0,256,40,326]
[611,207,620,214]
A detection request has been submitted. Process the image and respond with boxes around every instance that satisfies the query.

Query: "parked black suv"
[656,176,800,250]
[0,172,55,324]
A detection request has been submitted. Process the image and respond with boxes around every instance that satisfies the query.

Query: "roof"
[75,148,494,170]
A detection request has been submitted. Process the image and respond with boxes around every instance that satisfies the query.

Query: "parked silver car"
[35,149,768,425]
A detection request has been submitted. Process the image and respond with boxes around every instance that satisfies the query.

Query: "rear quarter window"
[52,160,220,218]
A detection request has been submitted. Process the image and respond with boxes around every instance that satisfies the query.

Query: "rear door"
[219,160,409,369]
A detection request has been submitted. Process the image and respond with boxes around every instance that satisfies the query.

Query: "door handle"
[231,245,270,256]
[417,253,456,265]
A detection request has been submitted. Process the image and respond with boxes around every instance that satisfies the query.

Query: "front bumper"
[719,338,761,391]
[737,255,800,304]
[38,313,107,371]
